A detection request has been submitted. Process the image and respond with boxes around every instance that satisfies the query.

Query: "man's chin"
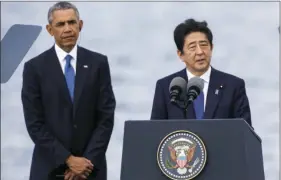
[195,65,209,72]
[60,43,76,52]
[62,42,76,47]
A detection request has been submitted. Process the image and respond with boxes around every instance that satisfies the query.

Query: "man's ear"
[177,49,182,56]
[211,44,214,51]
[177,49,185,62]
[46,24,54,36]
[79,20,83,32]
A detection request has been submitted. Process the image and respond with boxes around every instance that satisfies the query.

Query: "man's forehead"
[185,32,208,44]
[52,9,78,22]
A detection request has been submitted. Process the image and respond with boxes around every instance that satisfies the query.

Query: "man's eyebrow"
[67,19,77,23]
[188,40,208,46]
[55,19,77,25]
[55,21,65,25]
[199,40,208,43]
[187,41,196,46]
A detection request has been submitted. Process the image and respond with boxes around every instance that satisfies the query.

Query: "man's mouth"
[196,59,205,62]
[63,36,74,39]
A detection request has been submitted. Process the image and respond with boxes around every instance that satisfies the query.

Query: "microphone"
[186,77,204,104]
[169,77,187,104]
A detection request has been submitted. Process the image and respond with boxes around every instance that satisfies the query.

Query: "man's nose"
[64,23,72,32]
[195,44,203,54]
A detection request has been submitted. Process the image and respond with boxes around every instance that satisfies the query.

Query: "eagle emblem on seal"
[157,130,207,180]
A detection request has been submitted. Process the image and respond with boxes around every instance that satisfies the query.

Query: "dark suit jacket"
[150,67,252,126]
[21,46,116,180]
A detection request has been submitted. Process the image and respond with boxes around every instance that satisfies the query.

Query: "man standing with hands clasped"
[21,2,116,180]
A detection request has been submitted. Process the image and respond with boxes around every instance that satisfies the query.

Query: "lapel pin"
[83,65,88,68]
[215,89,219,95]
[215,84,224,95]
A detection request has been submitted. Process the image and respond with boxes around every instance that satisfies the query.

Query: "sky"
[1,2,279,180]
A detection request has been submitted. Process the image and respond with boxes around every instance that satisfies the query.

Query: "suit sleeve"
[21,62,71,168]
[83,57,116,169]
[150,80,168,120]
[232,79,252,126]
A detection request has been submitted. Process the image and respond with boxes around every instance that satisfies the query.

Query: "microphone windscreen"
[187,77,204,91]
[169,77,187,93]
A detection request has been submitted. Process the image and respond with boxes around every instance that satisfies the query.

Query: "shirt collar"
[186,66,211,83]
[54,43,77,62]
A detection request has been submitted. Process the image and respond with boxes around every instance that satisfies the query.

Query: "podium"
[120,119,265,180]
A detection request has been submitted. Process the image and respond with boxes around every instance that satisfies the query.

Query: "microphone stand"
[171,99,191,119]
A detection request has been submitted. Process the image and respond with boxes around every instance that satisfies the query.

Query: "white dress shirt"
[54,43,77,74]
[186,66,211,111]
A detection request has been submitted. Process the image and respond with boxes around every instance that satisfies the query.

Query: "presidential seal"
[157,130,207,180]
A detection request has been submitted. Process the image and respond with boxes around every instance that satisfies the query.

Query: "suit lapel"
[204,68,223,119]
[47,46,72,104]
[73,47,90,115]
[177,69,196,119]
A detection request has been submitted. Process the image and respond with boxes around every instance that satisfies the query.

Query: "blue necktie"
[64,55,75,102]
[194,91,204,119]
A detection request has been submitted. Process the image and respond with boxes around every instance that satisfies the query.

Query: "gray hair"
[48,1,80,24]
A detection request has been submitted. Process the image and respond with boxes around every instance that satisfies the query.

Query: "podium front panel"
[120,119,257,180]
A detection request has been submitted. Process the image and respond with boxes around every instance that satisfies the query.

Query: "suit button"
[73,124,77,128]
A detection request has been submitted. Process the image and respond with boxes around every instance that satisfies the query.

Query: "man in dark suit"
[150,18,252,126]
[21,2,116,180]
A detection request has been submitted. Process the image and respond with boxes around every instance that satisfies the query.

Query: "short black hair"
[174,18,213,53]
